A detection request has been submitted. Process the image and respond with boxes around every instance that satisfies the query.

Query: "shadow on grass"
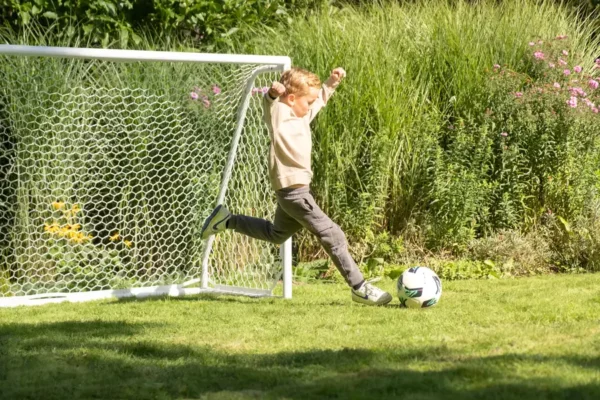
[109,292,353,307]
[0,320,598,400]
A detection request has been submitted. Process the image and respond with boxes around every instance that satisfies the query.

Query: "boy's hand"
[329,67,346,84]
[268,81,286,98]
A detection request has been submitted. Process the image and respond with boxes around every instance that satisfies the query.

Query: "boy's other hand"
[269,81,286,98]
[330,67,346,83]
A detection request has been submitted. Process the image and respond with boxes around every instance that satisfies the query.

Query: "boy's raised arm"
[262,81,286,124]
[322,67,346,102]
[307,67,346,122]
[267,81,286,101]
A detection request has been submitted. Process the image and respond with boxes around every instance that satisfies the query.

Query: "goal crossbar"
[0,45,291,67]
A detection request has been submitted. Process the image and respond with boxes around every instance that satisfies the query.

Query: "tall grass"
[235,0,600,265]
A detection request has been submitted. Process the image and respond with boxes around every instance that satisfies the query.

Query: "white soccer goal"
[0,45,292,307]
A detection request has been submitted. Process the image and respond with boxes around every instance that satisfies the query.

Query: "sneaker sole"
[201,205,223,240]
[351,292,393,306]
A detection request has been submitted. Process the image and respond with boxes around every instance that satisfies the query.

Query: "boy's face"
[289,87,320,118]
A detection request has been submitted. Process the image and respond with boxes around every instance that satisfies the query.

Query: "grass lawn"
[0,274,599,400]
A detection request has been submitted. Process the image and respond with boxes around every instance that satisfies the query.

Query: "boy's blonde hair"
[279,67,321,96]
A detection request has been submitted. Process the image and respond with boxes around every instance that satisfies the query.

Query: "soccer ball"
[397,266,442,308]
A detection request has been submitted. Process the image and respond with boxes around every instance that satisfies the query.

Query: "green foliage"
[0,0,289,48]
[429,258,502,280]
[139,0,288,48]
[4,0,600,281]
[543,201,600,272]
[293,259,332,282]
[468,230,552,276]
[0,268,10,295]
[1,0,139,47]
[562,0,600,14]
[235,0,600,265]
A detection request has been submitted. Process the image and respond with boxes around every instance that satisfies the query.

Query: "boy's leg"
[276,187,391,305]
[275,187,364,287]
[228,204,302,245]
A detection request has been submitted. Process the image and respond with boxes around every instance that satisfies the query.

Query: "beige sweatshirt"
[262,78,338,190]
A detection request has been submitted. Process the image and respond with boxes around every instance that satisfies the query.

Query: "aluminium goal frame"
[0,45,292,307]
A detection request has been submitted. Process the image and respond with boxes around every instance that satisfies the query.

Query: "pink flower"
[584,98,595,108]
[562,50,569,56]
[548,62,555,68]
[202,98,211,108]
[574,65,582,73]
[534,51,545,60]
[212,85,222,95]
[493,64,501,70]
[529,42,536,46]
[554,82,561,89]
[556,34,568,40]
[500,132,508,137]
[596,58,600,65]
[570,87,587,97]
[593,107,599,113]
[567,96,578,108]
[190,92,199,100]
[538,40,543,44]
[564,69,571,76]
[559,59,567,66]
[514,92,523,98]
[589,79,599,90]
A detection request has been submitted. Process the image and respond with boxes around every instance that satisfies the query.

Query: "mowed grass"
[1,274,599,400]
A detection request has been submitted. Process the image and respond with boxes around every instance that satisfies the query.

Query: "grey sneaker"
[351,282,393,306]
[201,205,231,240]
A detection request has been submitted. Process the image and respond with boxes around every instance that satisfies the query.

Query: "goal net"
[0,45,292,307]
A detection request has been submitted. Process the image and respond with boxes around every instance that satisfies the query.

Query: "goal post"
[0,45,292,307]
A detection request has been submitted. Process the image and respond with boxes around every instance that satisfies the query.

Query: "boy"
[201,66,392,306]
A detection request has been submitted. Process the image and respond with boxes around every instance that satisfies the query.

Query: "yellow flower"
[69,231,91,244]
[44,222,60,233]
[123,240,132,248]
[71,204,81,214]
[71,224,81,231]
[110,232,120,242]
[52,201,65,210]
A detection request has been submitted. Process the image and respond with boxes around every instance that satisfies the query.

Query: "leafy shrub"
[468,229,552,276]
[543,199,600,272]
[0,0,289,48]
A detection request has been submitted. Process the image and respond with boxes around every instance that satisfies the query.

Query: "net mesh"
[0,54,283,298]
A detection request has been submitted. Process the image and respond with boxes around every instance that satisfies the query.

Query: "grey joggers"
[227,186,365,288]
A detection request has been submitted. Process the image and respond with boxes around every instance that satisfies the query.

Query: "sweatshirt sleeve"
[262,91,280,127]
[306,79,337,123]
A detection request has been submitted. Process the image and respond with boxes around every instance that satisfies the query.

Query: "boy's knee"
[318,223,346,249]
[270,229,292,245]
